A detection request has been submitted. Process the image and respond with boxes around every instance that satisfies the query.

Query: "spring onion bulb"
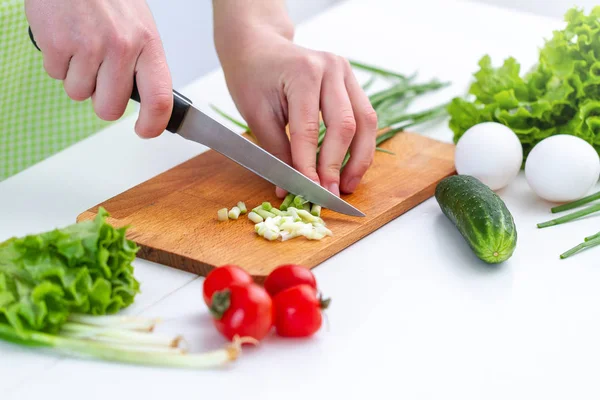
[228,207,241,220]
[237,202,247,214]
[218,208,228,222]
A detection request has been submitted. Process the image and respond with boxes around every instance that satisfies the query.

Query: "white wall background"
[146,0,597,89]
[145,0,341,89]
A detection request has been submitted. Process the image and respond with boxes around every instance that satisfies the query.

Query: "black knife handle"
[28,26,191,133]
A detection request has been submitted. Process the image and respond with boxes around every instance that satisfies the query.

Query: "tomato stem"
[209,289,232,320]
[318,294,331,310]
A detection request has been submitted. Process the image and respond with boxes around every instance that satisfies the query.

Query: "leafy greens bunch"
[0,207,140,337]
[448,7,600,161]
[0,209,248,368]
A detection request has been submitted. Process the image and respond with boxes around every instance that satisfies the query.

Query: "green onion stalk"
[0,317,253,369]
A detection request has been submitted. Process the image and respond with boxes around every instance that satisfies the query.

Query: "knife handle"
[28,26,191,134]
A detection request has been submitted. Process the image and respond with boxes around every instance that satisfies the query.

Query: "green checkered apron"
[0,0,133,181]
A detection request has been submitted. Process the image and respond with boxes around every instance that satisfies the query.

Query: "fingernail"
[345,177,360,193]
[327,182,340,196]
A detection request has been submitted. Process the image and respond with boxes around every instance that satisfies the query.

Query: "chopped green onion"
[293,196,308,207]
[228,207,241,220]
[303,203,311,212]
[261,202,273,211]
[218,208,228,222]
[297,209,319,223]
[237,202,247,214]
[270,208,284,216]
[311,204,322,217]
[255,209,276,220]
[248,211,263,223]
[280,194,295,211]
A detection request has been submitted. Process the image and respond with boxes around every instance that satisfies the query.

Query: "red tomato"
[264,264,317,297]
[203,265,253,306]
[272,284,330,338]
[210,283,274,342]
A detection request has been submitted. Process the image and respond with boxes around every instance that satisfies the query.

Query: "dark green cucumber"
[435,175,517,264]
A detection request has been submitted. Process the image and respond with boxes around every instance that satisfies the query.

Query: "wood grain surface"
[77,131,456,280]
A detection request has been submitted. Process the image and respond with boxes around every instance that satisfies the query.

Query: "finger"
[245,105,292,199]
[339,63,378,194]
[133,38,173,138]
[92,37,138,121]
[317,70,357,197]
[287,74,322,185]
[63,53,102,102]
[42,51,71,81]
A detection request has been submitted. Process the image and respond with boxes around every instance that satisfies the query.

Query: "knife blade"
[28,27,365,217]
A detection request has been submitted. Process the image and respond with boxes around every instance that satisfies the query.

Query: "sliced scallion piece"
[280,194,295,211]
[228,207,241,220]
[248,211,263,223]
[311,204,322,217]
[237,202,247,214]
[218,208,228,222]
[255,209,276,220]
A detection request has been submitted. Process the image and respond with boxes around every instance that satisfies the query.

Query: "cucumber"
[435,175,517,264]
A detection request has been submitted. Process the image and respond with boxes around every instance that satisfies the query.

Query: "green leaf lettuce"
[448,7,600,161]
[0,208,140,336]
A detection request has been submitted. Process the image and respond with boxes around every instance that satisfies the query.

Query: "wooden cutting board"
[77,131,456,280]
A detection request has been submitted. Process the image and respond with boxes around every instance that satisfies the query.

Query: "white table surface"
[4,1,600,399]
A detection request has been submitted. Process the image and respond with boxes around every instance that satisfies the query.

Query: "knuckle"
[64,83,92,102]
[95,102,125,121]
[110,33,136,58]
[293,162,319,181]
[363,107,379,130]
[140,26,159,43]
[355,156,374,173]
[337,114,357,139]
[43,60,66,80]
[297,55,323,80]
[290,120,320,146]
[147,92,173,115]
[321,162,343,177]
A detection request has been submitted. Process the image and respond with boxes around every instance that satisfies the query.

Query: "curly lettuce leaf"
[0,208,140,336]
[448,6,600,160]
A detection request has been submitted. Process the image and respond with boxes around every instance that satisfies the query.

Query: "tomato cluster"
[203,264,330,342]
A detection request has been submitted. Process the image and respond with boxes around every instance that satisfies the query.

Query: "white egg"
[525,135,600,202]
[454,122,523,190]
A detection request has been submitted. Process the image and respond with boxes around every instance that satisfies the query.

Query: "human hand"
[214,4,378,198]
[25,0,173,138]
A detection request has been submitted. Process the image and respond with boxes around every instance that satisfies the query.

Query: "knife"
[28,27,365,217]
